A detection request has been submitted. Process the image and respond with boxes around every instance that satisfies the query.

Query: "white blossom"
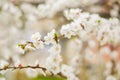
[61,64,74,76]
[60,24,76,39]
[31,32,41,42]
[67,74,79,80]
[44,29,56,45]
[31,32,44,49]
[46,54,62,75]
[50,65,61,75]
[48,44,61,54]
[17,45,25,54]
[33,41,44,49]
[45,43,62,75]
[25,44,36,51]
[61,64,78,80]
[63,9,120,45]
[0,3,120,79]
[36,0,99,18]
[64,8,81,20]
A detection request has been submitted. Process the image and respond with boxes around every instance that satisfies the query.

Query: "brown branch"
[111,60,116,75]
[0,65,46,71]
[0,65,66,78]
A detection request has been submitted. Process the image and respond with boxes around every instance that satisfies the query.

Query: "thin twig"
[0,65,66,78]
[0,65,46,71]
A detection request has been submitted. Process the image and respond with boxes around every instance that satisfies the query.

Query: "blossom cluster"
[60,9,120,79]
[16,8,120,80]
[17,29,78,80]
[61,9,120,46]
[0,6,120,80]
[0,0,109,62]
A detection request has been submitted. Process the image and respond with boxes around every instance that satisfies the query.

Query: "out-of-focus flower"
[0,77,6,80]
[0,60,9,68]
[106,75,116,80]
[25,69,38,78]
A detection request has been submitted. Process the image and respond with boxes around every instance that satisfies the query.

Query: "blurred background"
[0,0,120,80]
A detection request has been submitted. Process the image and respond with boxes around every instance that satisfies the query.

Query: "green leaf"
[33,76,66,80]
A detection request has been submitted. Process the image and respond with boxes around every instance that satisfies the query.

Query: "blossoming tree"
[0,0,120,80]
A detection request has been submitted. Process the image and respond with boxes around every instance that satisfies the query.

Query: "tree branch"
[0,65,46,71]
